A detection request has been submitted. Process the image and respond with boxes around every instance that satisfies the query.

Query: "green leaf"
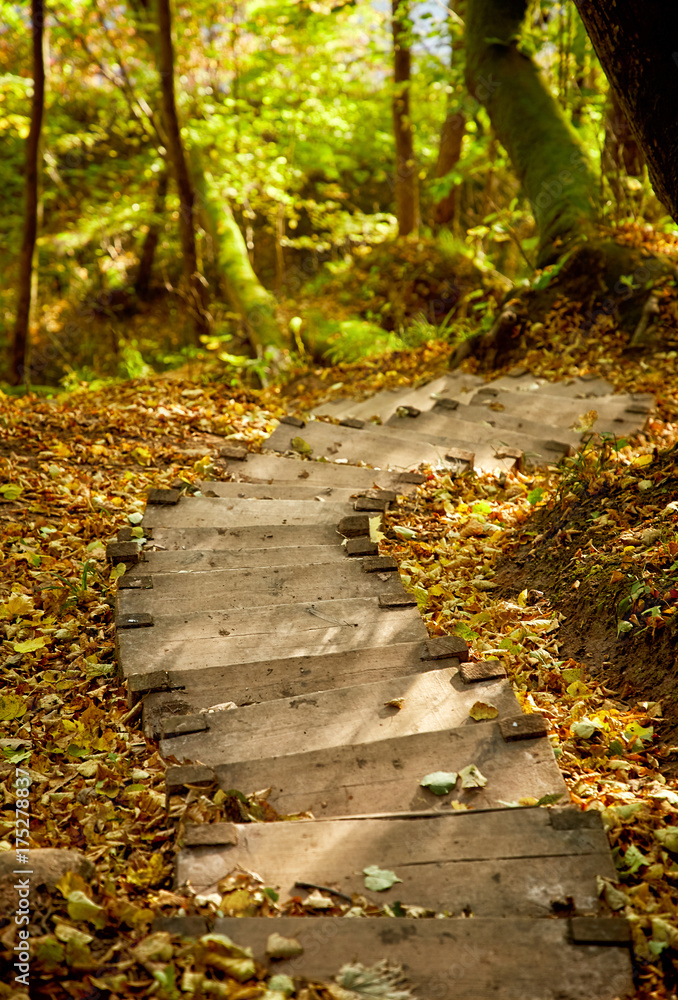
[536,792,565,806]
[655,827,678,853]
[0,483,23,500]
[393,525,417,540]
[620,844,648,874]
[420,771,458,795]
[527,487,544,506]
[67,891,107,929]
[363,866,402,892]
[128,512,143,524]
[291,436,313,456]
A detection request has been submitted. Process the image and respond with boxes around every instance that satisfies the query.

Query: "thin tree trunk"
[135,167,168,300]
[155,0,209,341]
[575,0,678,223]
[466,0,599,265]
[191,154,288,352]
[432,111,465,227]
[392,0,419,237]
[11,0,46,385]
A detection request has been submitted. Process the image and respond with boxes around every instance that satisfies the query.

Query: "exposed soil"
[495,442,678,764]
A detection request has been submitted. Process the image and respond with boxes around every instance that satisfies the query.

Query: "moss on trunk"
[192,156,288,353]
[466,0,599,265]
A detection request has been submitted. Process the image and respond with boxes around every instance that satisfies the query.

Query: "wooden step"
[486,371,615,398]
[117,560,406,618]
[195,481,398,504]
[165,718,566,816]
[386,409,576,461]
[312,372,485,421]
[161,915,632,999]
[468,387,652,436]
[266,421,519,473]
[143,523,348,553]
[176,807,613,915]
[127,544,349,576]
[142,495,354,530]
[159,666,521,760]
[117,597,428,681]
[139,640,456,724]
[221,452,425,490]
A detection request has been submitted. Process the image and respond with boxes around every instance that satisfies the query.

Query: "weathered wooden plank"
[127,544,348,576]
[141,641,453,731]
[468,388,652,435]
[117,561,405,617]
[143,524,345,552]
[117,597,428,679]
[222,453,422,490]
[158,668,521,761]
[194,916,633,999]
[312,373,485,421]
[176,808,614,915]
[167,719,566,816]
[266,422,518,474]
[142,496,353,530]
[487,372,615,397]
[196,481,397,504]
[387,407,580,455]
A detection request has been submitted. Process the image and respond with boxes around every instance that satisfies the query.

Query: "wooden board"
[468,388,652,436]
[196,481,393,504]
[176,808,614,915]
[141,641,451,728]
[385,410,574,462]
[159,668,521,762]
[312,373,485,421]
[266,422,518,474]
[118,560,405,617]
[169,720,567,816]
[143,524,346,552]
[193,916,633,999]
[128,544,348,576]
[142,496,353,530]
[117,597,429,679]
[388,406,581,450]
[223,453,422,491]
[486,372,615,398]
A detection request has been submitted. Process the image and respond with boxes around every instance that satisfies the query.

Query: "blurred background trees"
[1,0,674,385]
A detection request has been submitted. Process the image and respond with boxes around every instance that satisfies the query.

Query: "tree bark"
[191,154,288,352]
[155,0,210,341]
[466,0,599,265]
[432,110,465,227]
[392,0,420,237]
[135,166,168,300]
[11,0,45,385]
[574,0,678,222]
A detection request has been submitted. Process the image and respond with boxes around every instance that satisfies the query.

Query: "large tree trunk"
[191,155,288,353]
[575,1,678,223]
[465,0,599,265]
[392,0,420,237]
[11,0,45,385]
[155,0,210,341]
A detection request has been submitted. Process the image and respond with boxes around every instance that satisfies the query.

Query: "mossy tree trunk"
[11,0,45,385]
[574,0,678,223]
[191,155,288,352]
[465,0,599,265]
[392,0,419,237]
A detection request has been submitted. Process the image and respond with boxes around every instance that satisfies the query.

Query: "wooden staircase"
[112,370,650,998]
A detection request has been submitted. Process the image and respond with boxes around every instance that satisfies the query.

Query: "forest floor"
[1,305,678,998]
